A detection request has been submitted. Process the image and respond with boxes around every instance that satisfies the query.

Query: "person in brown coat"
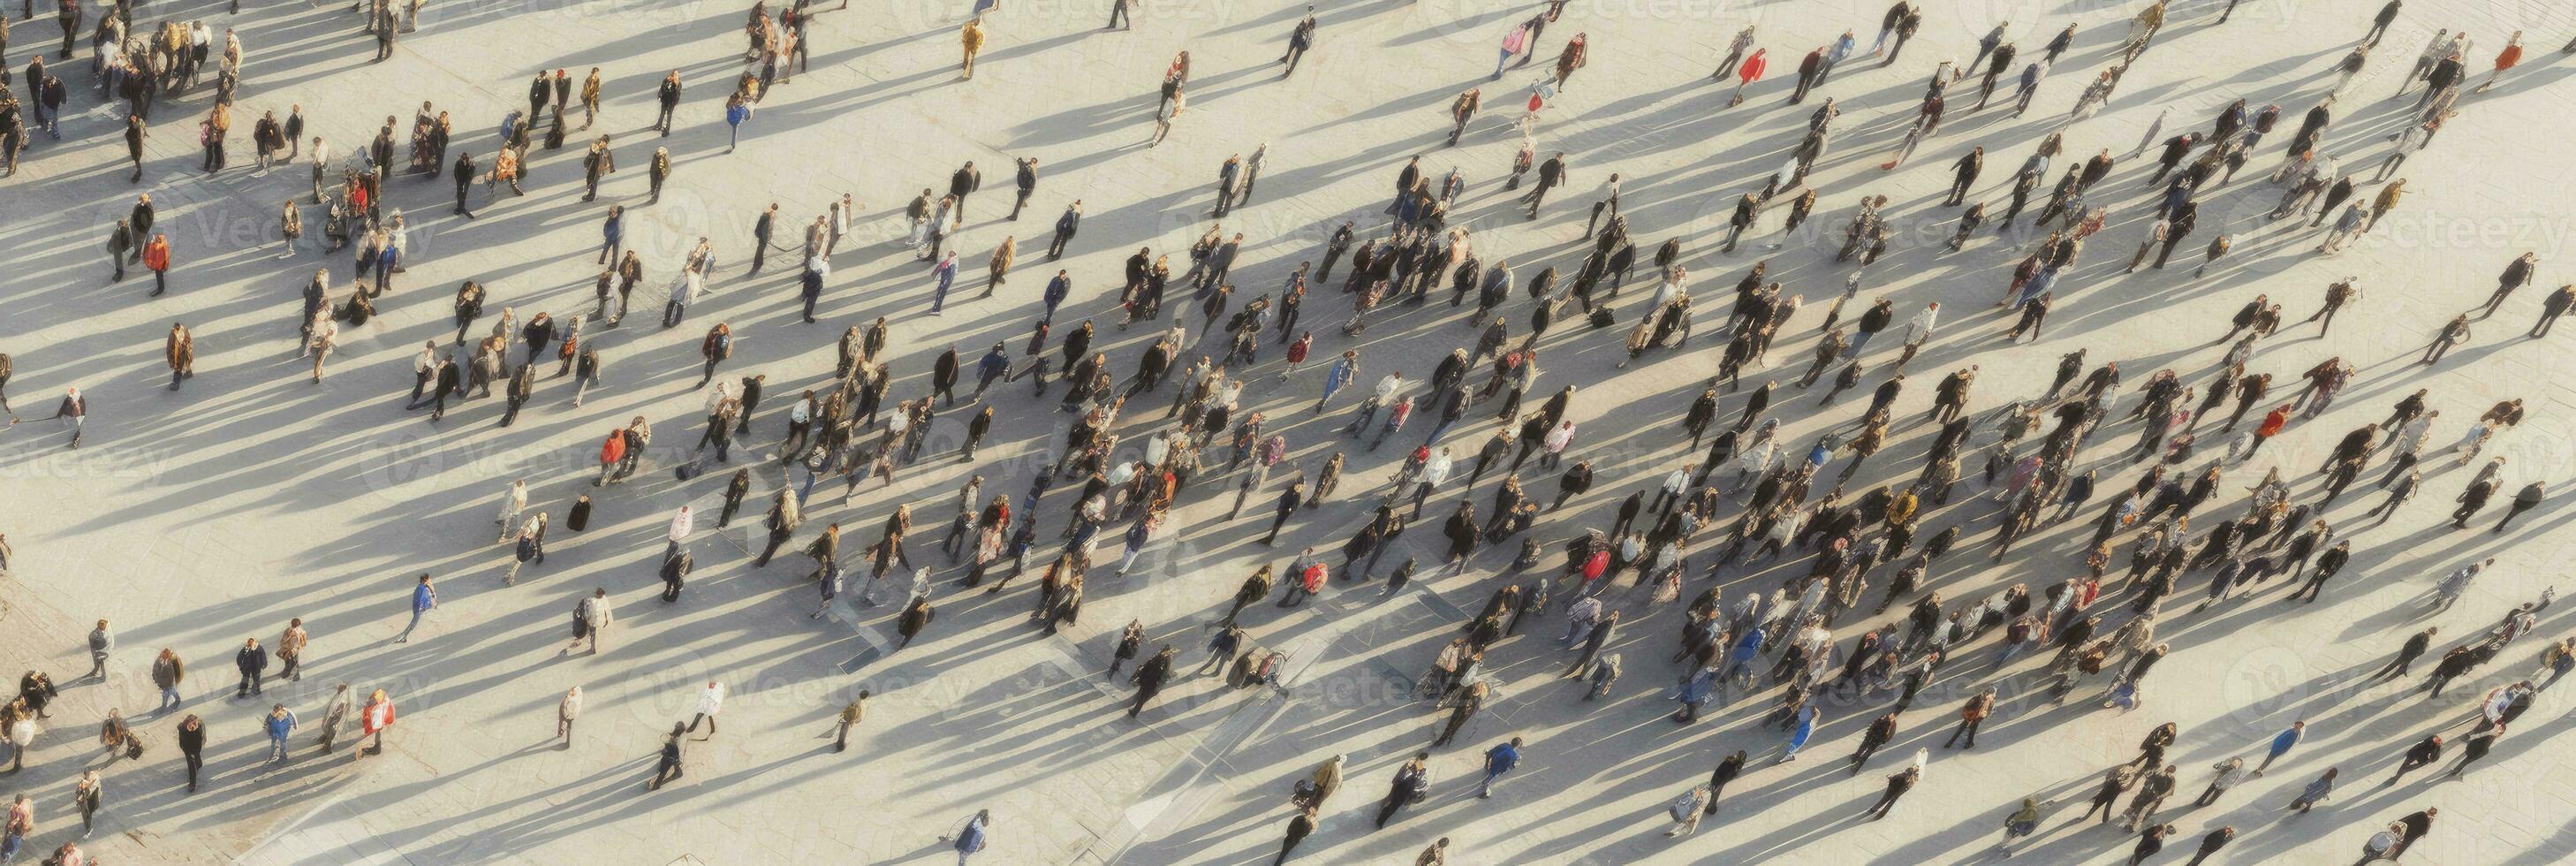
[164,323,195,390]
[1553,34,1588,88]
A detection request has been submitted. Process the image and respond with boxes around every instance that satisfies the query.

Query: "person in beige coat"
[986,237,1014,299]
[556,686,582,746]
[277,619,308,682]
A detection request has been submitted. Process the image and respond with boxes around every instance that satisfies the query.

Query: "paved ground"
[6,0,2576,862]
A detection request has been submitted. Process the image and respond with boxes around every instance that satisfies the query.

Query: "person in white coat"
[664,262,704,328]
[686,681,725,737]
[496,479,528,543]
[665,505,694,563]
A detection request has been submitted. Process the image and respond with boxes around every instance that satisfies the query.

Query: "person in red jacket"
[1281,332,1313,380]
[597,429,628,486]
[1729,49,1767,106]
[142,233,172,297]
[359,689,396,758]
[2239,404,2292,463]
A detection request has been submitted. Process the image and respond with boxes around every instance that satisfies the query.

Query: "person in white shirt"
[385,210,408,271]
[1413,447,1454,517]
[666,267,704,327]
[1655,467,1690,513]
[309,137,333,203]
[1542,421,1578,469]
[1901,302,1939,347]
[665,505,694,562]
[495,479,528,543]
[407,341,440,408]
[686,681,726,736]
[570,589,612,655]
[784,394,816,459]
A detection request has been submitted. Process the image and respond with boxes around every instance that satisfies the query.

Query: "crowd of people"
[0,0,2567,862]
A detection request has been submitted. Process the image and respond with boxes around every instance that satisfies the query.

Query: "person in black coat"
[428,356,462,421]
[661,550,693,602]
[896,596,936,648]
[1442,501,1479,569]
[1273,802,1318,864]
[950,161,982,224]
[1129,646,1174,718]
[177,714,208,792]
[1525,153,1565,218]
[2292,541,2349,600]
[234,638,269,697]
[1009,156,1038,220]
[1864,766,1920,818]
[2386,733,2443,786]
[1554,460,1593,510]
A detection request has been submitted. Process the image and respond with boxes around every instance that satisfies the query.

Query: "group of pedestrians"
[2,0,2570,862]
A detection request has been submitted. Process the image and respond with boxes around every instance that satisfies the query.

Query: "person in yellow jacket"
[962,20,986,79]
[2366,178,2406,232]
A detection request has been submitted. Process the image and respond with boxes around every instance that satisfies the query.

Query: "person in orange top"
[141,234,172,297]
[2239,403,2293,463]
[597,428,628,486]
[2476,31,2525,92]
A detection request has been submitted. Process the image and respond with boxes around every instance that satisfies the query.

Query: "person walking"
[2441,730,2496,779]
[686,680,725,737]
[950,809,992,863]
[1375,752,1431,829]
[358,688,396,756]
[175,714,206,793]
[1944,687,1995,748]
[1477,736,1522,797]
[84,619,111,681]
[724,94,754,152]
[2193,758,2246,806]
[1273,802,1318,864]
[232,637,267,698]
[556,686,581,747]
[2252,720,2304,776]
[833,691,868,752]
[2496,481,2546,532]
[70,771,100,839]
[142,233,171,296]
[568,588,612,655]
[397,574,437,642]
[261,703,297,763]
[503,513,549,582]
[150,650,184,711]
[960,19,986,80]
[2385,733,2443,786]
[1864,763,1921,819]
